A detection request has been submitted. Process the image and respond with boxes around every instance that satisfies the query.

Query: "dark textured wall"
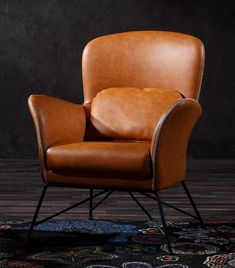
[0,0,234,158]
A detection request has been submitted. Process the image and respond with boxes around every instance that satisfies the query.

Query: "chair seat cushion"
[46,142,151,180]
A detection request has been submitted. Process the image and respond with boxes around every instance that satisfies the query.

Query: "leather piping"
[151,97,196,190]
[196,42,205,100]
[28,100,48,183]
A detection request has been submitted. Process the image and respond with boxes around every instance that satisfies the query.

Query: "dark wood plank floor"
[0,159,234,223]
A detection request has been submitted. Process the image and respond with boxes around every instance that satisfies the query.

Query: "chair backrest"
[82,31,205,107]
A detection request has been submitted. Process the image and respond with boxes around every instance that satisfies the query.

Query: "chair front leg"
[129,191,172,254]
[182,181,204,226]
[27,185,49,240]
[154,192,173,254]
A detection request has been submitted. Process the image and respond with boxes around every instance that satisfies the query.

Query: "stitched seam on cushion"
[30,102,48,183]
[151,98,196,190]
[197,43,205,100]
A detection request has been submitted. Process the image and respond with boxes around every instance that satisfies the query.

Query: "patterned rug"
[0,220,234,268]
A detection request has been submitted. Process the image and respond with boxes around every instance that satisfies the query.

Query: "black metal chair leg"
[154,192,173,254]
[88,188,93,220]
[182,181,204,226]
[27,185,48,240]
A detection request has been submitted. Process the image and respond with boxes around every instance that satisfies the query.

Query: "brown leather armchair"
[28,31,205,253]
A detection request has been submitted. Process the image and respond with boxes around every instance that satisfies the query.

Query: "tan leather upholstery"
[46,142,151,179]
[151,98,202,190]
[28,31,205,191]
[91,87,182,140]
[28,95,86,182]
[46,171,153,191]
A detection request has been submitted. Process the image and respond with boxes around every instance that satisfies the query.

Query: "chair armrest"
[28,95,86,182]
[151,98,202,191]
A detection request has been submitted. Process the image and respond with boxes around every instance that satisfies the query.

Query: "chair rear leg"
[27,185,48,240]
[88,188,93,220]
[182,181,204,226]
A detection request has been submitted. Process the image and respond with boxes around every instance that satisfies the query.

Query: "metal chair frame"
[27,181,204,254]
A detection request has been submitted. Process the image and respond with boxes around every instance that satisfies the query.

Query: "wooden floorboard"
[0,159,234,223]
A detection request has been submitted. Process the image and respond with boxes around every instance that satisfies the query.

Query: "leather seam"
[29,102,48,183]
[151,98,196,190]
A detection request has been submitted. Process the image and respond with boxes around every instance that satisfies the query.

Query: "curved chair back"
[82,31,205,108]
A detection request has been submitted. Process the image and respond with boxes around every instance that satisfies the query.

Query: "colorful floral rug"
[0,220,234,267]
